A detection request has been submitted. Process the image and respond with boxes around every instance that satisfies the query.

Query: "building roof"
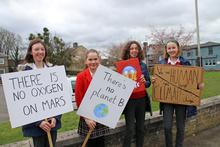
[183,42,220,50]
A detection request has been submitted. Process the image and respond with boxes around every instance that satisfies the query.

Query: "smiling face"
[129,43,139,58]
[166,42,179,59]
[31,43,46,64]
[85,52,100,73]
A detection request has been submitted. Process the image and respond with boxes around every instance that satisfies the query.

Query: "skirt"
[78,117,109,139]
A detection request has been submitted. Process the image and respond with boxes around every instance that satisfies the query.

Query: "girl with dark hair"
[19,38,61,147]
[121,41,151,147]
[75,49,109,147]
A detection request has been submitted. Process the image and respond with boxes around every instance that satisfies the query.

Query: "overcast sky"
[0,0,220,51]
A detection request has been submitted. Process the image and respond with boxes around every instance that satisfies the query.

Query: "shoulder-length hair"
[163,39,181,59]
[121,40,144,60]
[24,38,48,63]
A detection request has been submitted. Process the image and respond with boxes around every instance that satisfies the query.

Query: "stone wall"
[1,95,220,147]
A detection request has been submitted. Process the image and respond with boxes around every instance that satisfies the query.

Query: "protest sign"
[77,65,136,128]
[152,64,204,106]
[1,66,73,128]
[116,58,145,94]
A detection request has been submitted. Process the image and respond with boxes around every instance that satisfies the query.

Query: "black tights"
[87,136,105,147]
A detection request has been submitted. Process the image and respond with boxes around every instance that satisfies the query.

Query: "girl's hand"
[151,76,157,83]
[197,83,205,90]
[49,118,56,128]
[39,120,51,132]
[139,74,146,84]
[85,118,96,130]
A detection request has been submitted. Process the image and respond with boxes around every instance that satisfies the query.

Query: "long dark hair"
[25,38,48,63]
[121,40,144,60]
[163,39,181,59]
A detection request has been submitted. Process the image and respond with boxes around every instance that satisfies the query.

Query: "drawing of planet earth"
[122,66,137,80]
[93,103,109,118]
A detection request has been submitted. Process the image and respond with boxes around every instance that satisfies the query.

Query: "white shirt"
[167,57,180,65]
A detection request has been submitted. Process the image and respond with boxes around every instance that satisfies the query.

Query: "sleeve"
[54,115,62,125]
[35,115,61,127]
[186,60,191,66]
[141,63,151,88]
[75,73,84,108]
[35,120,43,126]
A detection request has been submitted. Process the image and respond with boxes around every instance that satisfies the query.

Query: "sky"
[0,0,220,51]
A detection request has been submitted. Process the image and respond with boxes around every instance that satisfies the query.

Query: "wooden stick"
[82,128,94,147]
[45,119,53,147]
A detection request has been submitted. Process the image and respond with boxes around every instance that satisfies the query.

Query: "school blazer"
[75,68,92,108]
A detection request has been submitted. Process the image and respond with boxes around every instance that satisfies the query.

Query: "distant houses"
[182,42,220,70]
[66,42,88,74]
[0,53,8,74]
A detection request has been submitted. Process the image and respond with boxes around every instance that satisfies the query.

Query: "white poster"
[77,65,136,128]
[1,66,73,128]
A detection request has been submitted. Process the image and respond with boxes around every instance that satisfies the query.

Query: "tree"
[29,27,72,67]
[9,35,24,69]
[147,25,195,48]
[0,27,19,55]
[0,27,24,71]
[51,36,72,67]
[107,42,127,65]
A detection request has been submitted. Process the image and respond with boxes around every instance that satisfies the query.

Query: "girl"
[152,39,203,147]
[20,38,61,147]
[75,49,109,147]
[121,41,151,147]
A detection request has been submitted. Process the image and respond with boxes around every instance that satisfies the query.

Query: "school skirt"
[78,117,109,139]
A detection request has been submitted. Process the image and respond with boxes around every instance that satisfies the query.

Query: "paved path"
[184,125,220,147]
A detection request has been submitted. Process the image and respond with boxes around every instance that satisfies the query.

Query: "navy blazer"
[140,61,152,115]
[140,61,151,88]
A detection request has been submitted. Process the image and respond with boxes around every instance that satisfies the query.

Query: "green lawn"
[0,71,220,145]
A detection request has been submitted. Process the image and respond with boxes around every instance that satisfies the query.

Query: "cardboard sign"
[77,65,136,128]
[1,66,73,128]
[152,64,204,106]
[116,58,145,94]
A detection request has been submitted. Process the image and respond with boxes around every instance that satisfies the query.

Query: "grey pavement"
[184,125,220,147]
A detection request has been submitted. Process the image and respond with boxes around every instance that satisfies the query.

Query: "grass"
[201,71,220,98]
[0,71,220,145]
[0,112,80,145]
